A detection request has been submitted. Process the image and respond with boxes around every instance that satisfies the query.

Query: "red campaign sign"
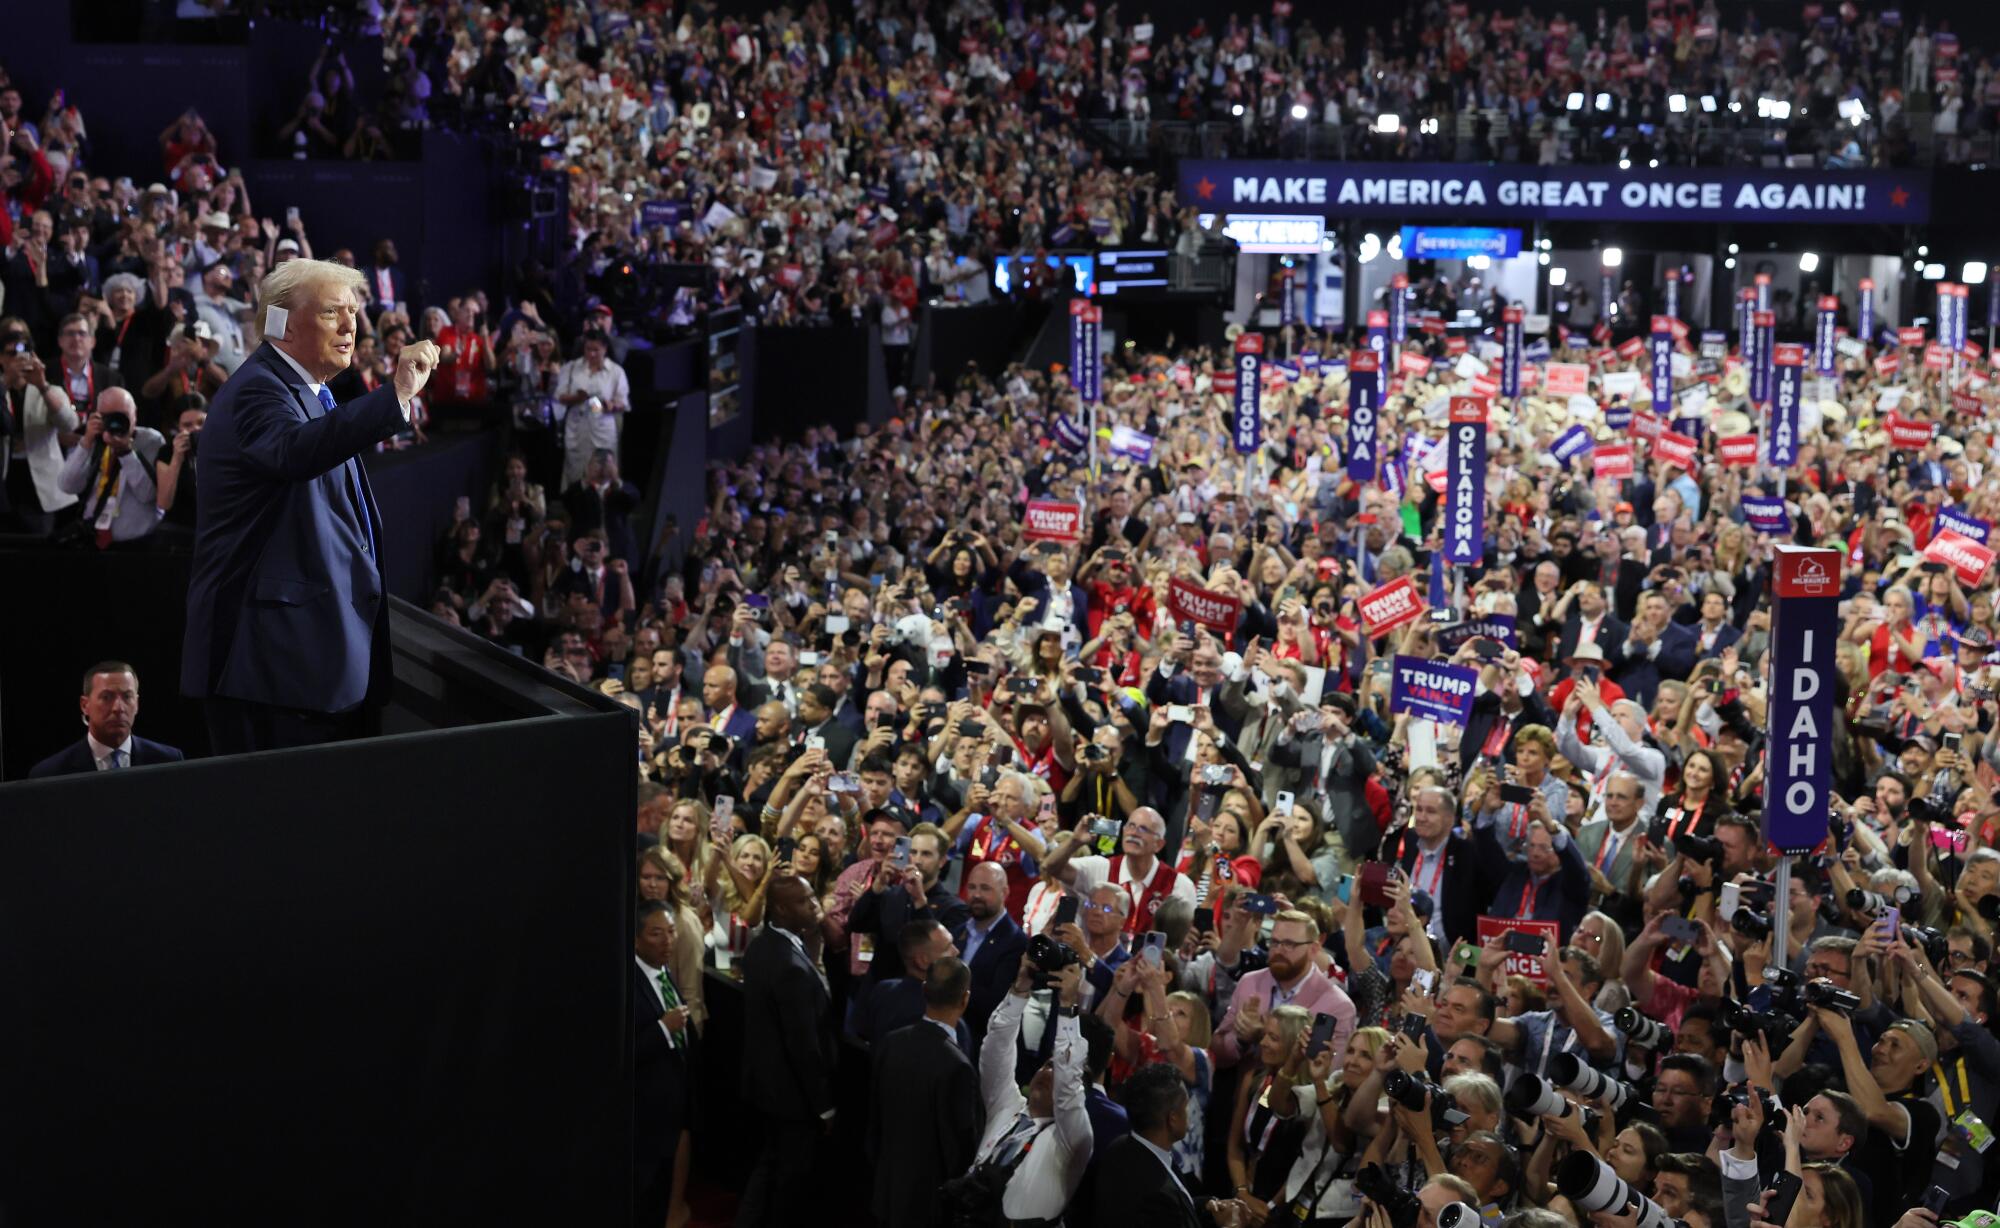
[1591,347,1617,367]
[1420,317,1449,336]
[1630,408,1664,441]
[1022,500,1084,543]
[1212,372,1237,394]
[1399,351,1433,376]
[1969,340,1987,361]
[1426,468,1449,494]
[1168,577,1244,635]
[1926,530,1997,588]
[1593,443,1635,480]
[1476,917,1563,986]
[1471,374,1500,398]
[1875,352,1902,377]
[1367,310,1388,328]
[1357,575,1427,636]
[1545,362,1591,398]
[1616,336,1645,361]
[1925,343,1948,371]
[1900,326,1927,348]
[1654,430,1698,469]
[1955,391,1982,416]
[1718,434,1760,467]
[1888,412,1935,448]
[1669,318,1690,342]
[1445,336,1468,356]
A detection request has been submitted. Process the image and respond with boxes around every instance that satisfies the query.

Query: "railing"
[1087,112,1971,171]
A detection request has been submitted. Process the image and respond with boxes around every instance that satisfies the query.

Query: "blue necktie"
[316,386,376,557]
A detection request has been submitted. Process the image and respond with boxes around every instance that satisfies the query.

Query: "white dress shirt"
[633,954,679,1043]
[86,731,134,770]
[973,992,1093,1220]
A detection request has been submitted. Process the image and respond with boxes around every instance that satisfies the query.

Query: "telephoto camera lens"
[1556,1154,1679,1228]
[1551,1051,1634,1110]
[1504,1072,1577,1120]
[1615,1006,1671,1051]
[1384,1069,1433,1111]
[1731,909,1773,940]
[1846,888,1890,915]
[1802,979,1861,1014]
[1435,1203,1481,1228]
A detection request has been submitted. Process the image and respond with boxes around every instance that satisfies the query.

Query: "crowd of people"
[15,8,2000,1228]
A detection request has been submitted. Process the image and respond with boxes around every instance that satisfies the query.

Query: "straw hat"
[1715,409,1754,436]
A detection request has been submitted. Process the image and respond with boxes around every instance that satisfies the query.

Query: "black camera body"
[1676,832,1724,867]
[1802,978,1861,1014]
[1025,934,1078,988]
[1730,909,1773,941]
[1357,1164,1421,1228]
[1719,998,1800,1046]
[102,411,132,437]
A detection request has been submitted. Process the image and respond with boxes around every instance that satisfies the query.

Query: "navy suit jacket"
[28,735,184,778]
[182,342,406,714]
[1609,619,1696,709]
[851,976,974,1055]
[953,913,1027,1040]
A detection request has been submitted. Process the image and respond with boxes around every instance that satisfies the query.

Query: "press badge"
[1956,1109,1995,1154]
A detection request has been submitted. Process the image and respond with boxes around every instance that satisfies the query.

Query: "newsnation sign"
[1177,161,1930,224]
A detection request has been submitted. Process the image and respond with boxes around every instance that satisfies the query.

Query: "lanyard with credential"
[1938,1058,1972,1118]
[1516,875,1541,920]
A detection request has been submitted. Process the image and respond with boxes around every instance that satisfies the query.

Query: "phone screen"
[1051,894,1079,929]
[1143,931,1166,966]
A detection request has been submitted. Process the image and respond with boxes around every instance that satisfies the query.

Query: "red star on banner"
[1195,177,1216,201]
[1890,186,1910,208]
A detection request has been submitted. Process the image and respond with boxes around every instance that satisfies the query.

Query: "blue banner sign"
[1177,162,1931,224]
[1764,547,1843,854]
[1391,655,1479,725]
[1400,226,1523,259]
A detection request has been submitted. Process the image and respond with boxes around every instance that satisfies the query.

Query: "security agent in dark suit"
[180,261,440,753]
[28,660,185,778]
[850,920,973,1054]
[867,957,985,1228]
[631,901,693,1228]
[1091,1063,1250,1228]
[955,862,1028,1043]
[735,876,839,1228]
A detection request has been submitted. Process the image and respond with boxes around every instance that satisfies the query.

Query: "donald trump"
[183,258,439,752]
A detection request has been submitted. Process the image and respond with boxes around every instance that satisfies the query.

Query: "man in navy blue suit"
[28,660,185,777]
[181,259,439,753]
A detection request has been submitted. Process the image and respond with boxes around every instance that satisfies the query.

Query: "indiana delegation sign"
[1176,162,1929,224]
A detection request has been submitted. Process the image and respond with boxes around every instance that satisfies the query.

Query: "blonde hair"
[1167,990,1214,1048]
[258,257,367,314]
[1273,908,1322,942]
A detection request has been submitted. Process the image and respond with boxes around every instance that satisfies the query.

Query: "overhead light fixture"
[1358,232,1381,263]
[1291,103,1308,120]
[1549,267,1568,286]
[1538,252,1551,266]
[1618,158,1631,170]
[1924,263,1946,281]
[1966,261,1989,284]
[1232,103,1245,117]
[1376,113,1400,133]
[1386,232,1404,260]
[1724,258,1737,269]
[1540,238,1552,251]
[1567,92,1585,111]
[1771,100,1792,120]
[1467,254,1492,271]
[1649,158,1659,168]
[1799,252,1819,273]
[1728,243,1740,254]
[1729,99,1743,113]
[1668,93,1688,113]
[1919,245,1930,256]
[1596,92,1612,112]
[1701,95,1718,113]
[1602,247,1624,269]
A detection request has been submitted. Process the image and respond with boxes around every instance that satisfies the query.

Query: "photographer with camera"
[1783,998,1943,1227]
[954,953,1095,1225]
[152,392,206,534]
[1884,931,2000,1213]
[1,324,78,534]
[56,385,160,548]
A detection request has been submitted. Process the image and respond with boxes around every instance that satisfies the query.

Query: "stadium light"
[1540,238,1552,251]
[1724,258,1737,269]
[1924,263,1946,281]
[1232,103,1245,117]
[1467,254,1492,271]
[1728,243,1739,254]
[1602,247,1623,269]
[1919,245,1930,256]
[1376,113,1401,133]
[1839,98,1869,126]
[1549,267,1568,286]
[1700,95,1718,113]
[1729,99,1743,113]
[1595,92,1612,112]
[1668,93,1687,113]
[1291,103,1309,120]
[1771,100,1792,120]
[1567,92,1585,111]
[1966,261,1989,284]
[1357,233,1382,263]
[1538,252,1551,266]
[1386,232,1404,260]
[1618,158,1631,170]
[1798,252,1819,273]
